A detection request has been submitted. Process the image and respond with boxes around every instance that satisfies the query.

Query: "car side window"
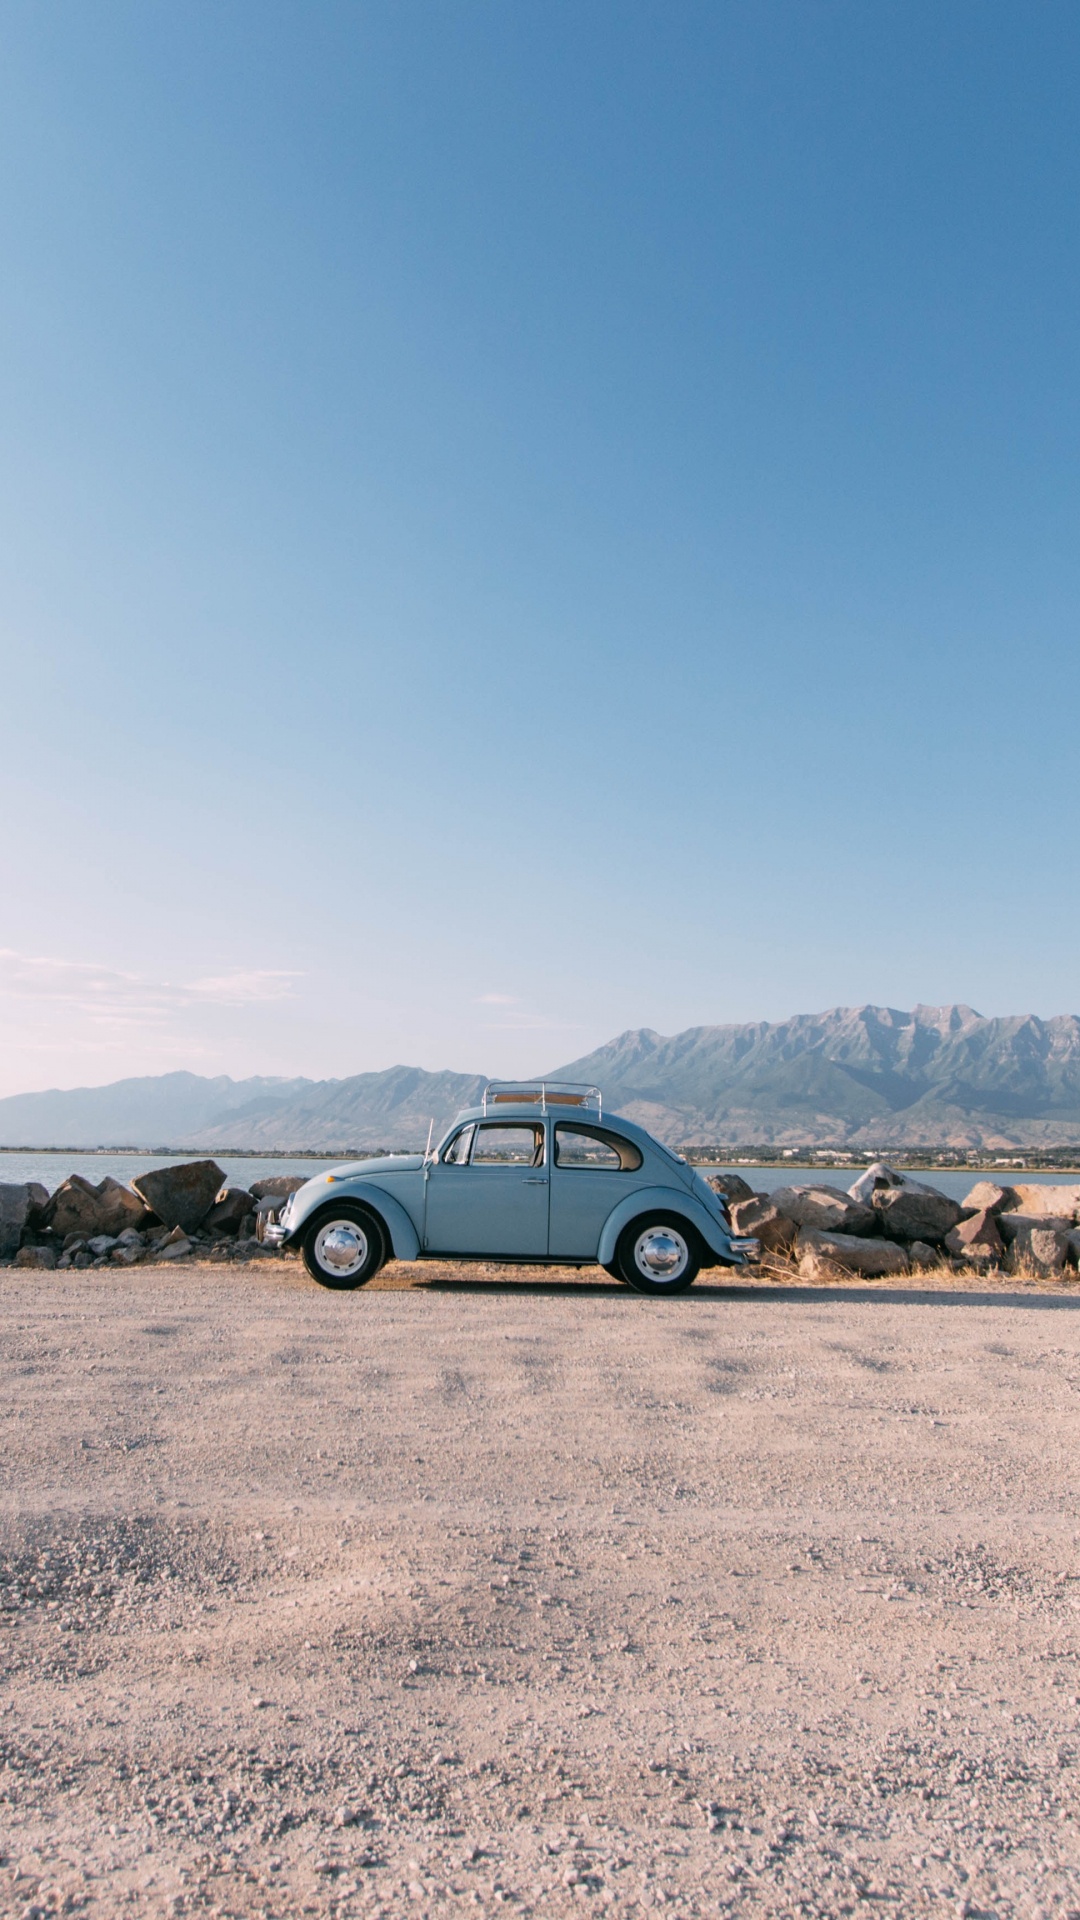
[554,1124,643,1171]
[470,1123,545,1167]
[441,1124,475,1165]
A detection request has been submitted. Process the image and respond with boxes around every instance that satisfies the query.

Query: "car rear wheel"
[302,1207,386,1290]
[615,1215,700,1295]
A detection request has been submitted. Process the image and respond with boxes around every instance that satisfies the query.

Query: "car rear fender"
[597,1188,740,1268]
[288,1182,421,1262]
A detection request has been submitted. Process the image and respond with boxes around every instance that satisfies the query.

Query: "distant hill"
[552,1005,1080,1147]
[1,1006,1079,1150]
[0,1065,486,1152]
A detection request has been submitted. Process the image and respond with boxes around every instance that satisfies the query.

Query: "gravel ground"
[3,1256,1080,1919]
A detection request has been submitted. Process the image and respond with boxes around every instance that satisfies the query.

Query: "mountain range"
[2,1005,1080,1150]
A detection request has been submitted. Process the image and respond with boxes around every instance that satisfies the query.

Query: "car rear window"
[553,1124,643,1171]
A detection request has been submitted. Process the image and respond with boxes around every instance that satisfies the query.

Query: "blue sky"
[1,1,1078,1093]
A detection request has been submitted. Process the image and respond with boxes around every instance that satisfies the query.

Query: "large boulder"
[132,1161,225,1235]
[771,1185,877,1236]
[1011,1184,1080,1222]
[0,1184,35,1259]
[871,1185,963,1245]
[998,1211,1073,1244]
[846,1161,942,1205]
[960,1181,1020,1216]
[729,1194,798,1254]
[1008,1222,1071,1276]
[705,1173,756,1207]
[249,1176,307,1201]
[43,1175,155,1240]
[203,1188,254,1235]
[945,1208,1005,1264]
[796,1227,910,1279]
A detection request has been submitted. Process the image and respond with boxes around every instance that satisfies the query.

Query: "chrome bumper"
[728,1236,761,1262]
[256,1211,290,1247]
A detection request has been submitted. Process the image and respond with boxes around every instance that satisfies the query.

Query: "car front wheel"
[302,1207,386,1290]
[615,1216,700,1295]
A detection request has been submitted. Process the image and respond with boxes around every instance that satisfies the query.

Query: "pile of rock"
[0,1163,307,1270]
[709,1165,1080,1280]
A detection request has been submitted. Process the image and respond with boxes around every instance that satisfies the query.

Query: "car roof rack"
[482,1080,603,1117]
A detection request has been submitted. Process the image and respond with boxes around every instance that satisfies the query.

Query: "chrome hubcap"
[634,1227,688,1281]
[314,1220,369,1277]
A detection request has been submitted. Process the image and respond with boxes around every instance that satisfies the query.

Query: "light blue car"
[261,1083,759,1296]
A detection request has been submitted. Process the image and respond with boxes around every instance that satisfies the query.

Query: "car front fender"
[286,1181,421,1262]
[597,1187,743,1268]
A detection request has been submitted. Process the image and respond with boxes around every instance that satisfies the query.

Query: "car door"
[423,1120,549,1255]
[547,1122,644,1258]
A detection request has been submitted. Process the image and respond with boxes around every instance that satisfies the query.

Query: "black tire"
[615,1214,701,1295]
[302,1205,386,1290]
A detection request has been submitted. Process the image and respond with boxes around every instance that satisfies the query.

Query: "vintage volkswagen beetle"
[259,1083,759,1295]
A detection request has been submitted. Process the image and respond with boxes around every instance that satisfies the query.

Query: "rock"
[14,1245,57,1270]
[847,1161,908,1203]
[998,1211,1073,1244]
[945,1209,1005,1264]
[1008,1222,1071,1275]
[109,1243,144,1266]
[771,1185,877,1236]
[960,1181,1020,1216]
[705,1173,756,1206]
[796,1227,910,1279]
[203,1187,254,1235]
[156,1230,194,1261]
[131,1161,225,1235]
[1011,1184,1080,1222]
[846,1161,946,1204]
[44,1176,105,1237]
[0,1183,35,1259]
[249,1176,307,1201]
[86,1235,118,1256]
[729,1195,798,1254]
[908,1240,944,1268]
[871,1186,963,1244]
[44,1175,155,1240]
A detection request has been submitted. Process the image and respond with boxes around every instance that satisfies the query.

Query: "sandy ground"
[3,1257,1080,1920]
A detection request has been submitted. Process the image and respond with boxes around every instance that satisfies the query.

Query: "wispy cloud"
[185,970,298,1005]
[474,993,518,1006]
[0,949,301,1026]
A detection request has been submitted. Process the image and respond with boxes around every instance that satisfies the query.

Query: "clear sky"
[1,1,1078,1095]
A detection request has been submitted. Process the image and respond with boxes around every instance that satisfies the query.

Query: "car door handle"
[523,1177,548,1185]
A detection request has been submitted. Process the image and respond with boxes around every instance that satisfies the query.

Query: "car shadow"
[398,1268,1080,1311]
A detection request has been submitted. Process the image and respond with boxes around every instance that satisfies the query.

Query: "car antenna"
[423,1117,434,1165]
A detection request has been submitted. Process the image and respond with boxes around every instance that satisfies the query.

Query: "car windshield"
[441,1124,475,1165]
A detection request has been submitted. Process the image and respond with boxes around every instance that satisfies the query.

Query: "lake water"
[1,1149,1074,1204]
[0,1151,343,1195]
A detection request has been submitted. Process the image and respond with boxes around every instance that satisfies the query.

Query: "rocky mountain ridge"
[1,1005,1078,1150]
